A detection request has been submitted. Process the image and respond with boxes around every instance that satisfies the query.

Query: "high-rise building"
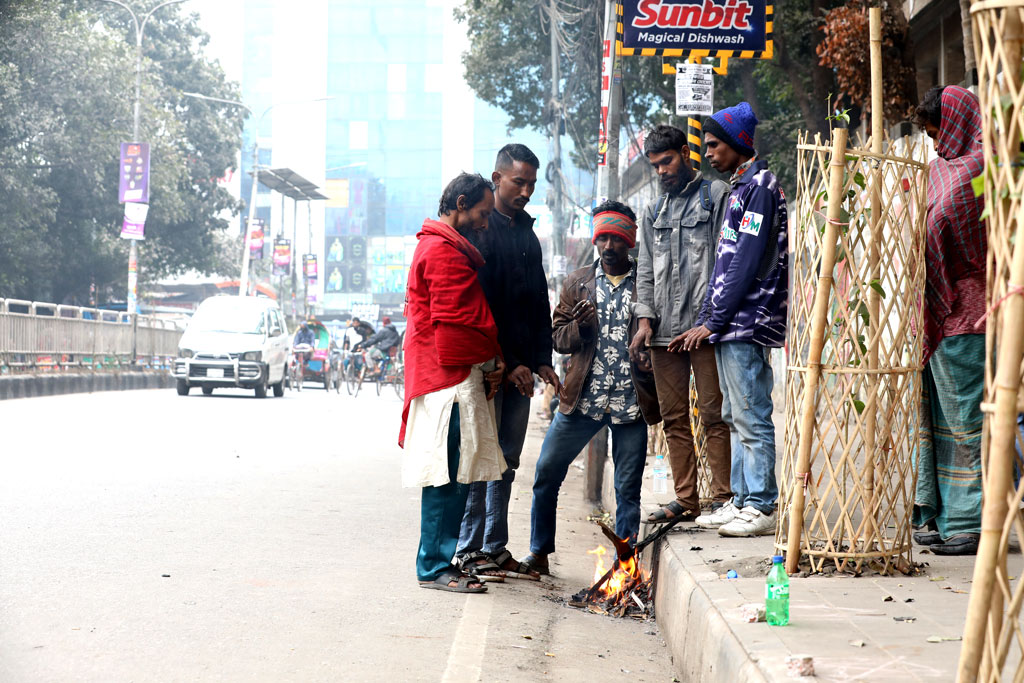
[202,0,549,315]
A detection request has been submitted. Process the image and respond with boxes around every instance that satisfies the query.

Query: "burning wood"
[569,516,686,619]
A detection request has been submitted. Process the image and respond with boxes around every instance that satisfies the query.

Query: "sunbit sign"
[618,0,771,57]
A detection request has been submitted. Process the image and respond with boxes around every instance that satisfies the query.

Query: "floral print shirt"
[576,262,640,424]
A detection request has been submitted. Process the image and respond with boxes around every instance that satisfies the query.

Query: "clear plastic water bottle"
[766,555,790,626]
[652,454,668,494]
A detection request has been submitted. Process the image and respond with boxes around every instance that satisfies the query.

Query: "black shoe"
[913,531,942,546]
[930,533,980,556]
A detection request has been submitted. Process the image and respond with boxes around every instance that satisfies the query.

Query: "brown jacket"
[553,262,661,425]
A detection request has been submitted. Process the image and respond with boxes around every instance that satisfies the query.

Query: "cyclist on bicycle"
[354,316,400,377]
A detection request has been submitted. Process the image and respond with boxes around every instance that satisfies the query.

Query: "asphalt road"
[1,383,675,682]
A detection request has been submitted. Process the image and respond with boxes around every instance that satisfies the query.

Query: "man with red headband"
[518,200,662,575]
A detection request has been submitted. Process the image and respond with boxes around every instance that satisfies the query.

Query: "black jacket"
[468,208,553,373]
[359,323,401,352]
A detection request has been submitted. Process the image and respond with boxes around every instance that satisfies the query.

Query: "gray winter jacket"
[635,172,729,346]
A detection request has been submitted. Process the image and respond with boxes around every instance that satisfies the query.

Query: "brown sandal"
[643,501,697,525]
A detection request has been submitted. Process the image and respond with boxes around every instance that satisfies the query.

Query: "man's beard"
[660,165,694,193]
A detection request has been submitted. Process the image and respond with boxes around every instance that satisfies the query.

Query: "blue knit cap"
[704,102,759,157]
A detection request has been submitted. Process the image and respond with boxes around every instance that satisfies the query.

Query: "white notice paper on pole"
[675,63,714,117]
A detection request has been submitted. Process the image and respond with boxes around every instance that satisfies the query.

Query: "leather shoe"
[913,531,942,546]
[930,533,980,556]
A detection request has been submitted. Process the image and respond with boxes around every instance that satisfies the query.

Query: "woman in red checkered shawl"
[911,85,986,556]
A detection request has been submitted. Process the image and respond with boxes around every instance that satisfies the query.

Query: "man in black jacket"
[457,143,560,580]
[354,316,401,375]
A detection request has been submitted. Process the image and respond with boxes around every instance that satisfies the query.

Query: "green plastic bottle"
[766,555,790,626]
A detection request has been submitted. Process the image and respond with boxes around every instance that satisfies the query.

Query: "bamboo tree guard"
[777,124,929,574]
[957,2,1024,679]
[648,374,713,506]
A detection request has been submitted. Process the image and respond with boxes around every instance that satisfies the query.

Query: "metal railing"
[0,298,182,373]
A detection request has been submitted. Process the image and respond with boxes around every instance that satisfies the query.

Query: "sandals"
[643,500,698,525]
[490,549,540,580]
[520,553,551,576]
[419,569,487,593]
[929,533,980,556]
[457,551,506,582]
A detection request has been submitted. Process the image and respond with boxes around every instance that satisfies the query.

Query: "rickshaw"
[288,319,336,391]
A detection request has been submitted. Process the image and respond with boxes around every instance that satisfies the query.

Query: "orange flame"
[587,545,644,597]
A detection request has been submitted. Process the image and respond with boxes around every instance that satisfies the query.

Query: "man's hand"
[629,319,653,364]
[679,325,713,351]
[571,300,597,328]
[507,364,534,396]
[537,364,561,393]
[484,358,506,401]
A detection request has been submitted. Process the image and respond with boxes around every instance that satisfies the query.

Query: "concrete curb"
[0,372,174,400]
[653,540,770,683]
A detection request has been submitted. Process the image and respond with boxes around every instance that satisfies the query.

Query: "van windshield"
[189,302,265,335]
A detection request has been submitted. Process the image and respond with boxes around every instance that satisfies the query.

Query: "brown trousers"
[650,345,731,511]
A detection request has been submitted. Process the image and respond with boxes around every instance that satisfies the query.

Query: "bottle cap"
[655,453,664,459]
[772,555,784,563]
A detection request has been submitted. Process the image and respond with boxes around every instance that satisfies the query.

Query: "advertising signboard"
[303,254,318,284]
[249,222,265,260]
[120,202,148,240]
[118,142,151,203]
[273,238,291,276]
[675,62,714,115]
[618,0,772,58]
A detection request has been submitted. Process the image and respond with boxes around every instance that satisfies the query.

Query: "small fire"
[587,545,643,596]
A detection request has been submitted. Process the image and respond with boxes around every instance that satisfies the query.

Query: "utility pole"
[101,0,187,364]
[548,0,566,294]
[596,0,622,203]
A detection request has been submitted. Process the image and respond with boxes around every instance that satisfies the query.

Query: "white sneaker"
[718,506,777,537]
[695,501,740,528]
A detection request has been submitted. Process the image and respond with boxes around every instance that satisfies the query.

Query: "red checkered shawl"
[924,86,987,363]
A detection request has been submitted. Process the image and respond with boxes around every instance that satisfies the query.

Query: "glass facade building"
[235,0,550,312]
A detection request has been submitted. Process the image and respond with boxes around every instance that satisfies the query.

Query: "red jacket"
[399,219,501,446]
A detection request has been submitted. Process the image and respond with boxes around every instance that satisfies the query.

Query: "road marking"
[440,592,493,682]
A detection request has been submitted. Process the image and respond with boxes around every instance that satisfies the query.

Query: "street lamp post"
[99,0,188,363]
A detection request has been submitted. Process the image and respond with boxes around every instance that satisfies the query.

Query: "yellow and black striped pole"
[687,117,702,168]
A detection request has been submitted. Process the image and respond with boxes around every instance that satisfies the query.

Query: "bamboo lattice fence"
[776,129,929,574]
[957,1,1024,679]
[648,374,713,506]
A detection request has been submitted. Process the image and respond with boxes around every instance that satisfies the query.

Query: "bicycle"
[289,343,312,392]
[375,353,404,400]
[345,349,367,397]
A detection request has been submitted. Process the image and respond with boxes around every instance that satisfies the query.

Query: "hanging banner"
[120,201,149,240]
[273,238,291,276]
[675,62,714,115]
[617,0,773,59]
[303,254,318,284]
[249,222,265,260]
[598,37,613,167]
[118,142,150,203]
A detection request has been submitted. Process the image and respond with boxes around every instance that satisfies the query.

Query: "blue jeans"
[715,342,778,515]
[457,384,531,557]
[530,411,648,554]
[417,406,467,581]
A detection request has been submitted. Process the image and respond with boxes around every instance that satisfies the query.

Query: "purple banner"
[303,254,318,284]
[273,238,291,276]
[119,142,150,203]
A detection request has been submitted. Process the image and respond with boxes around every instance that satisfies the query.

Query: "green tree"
[0,0,244,305]
[456,0,839,197]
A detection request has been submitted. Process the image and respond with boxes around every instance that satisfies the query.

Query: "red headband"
[592,211,637,248]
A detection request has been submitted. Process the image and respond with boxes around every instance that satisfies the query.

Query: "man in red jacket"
[401,173,507,593]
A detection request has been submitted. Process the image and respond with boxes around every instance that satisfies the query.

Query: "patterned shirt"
[576,262,640,424]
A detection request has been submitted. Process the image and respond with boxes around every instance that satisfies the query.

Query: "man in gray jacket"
[628,124,732,523]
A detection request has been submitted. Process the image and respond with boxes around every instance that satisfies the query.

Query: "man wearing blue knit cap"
[681,102,789,538]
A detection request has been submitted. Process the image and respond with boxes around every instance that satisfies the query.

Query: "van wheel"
[202,386,214,396]
[176,379,190,396]
[272,380,284,397]
[254,378,268,399]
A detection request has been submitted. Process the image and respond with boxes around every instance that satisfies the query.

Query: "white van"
[171,296,290,398]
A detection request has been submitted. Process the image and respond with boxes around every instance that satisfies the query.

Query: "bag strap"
[699,180,712,211]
